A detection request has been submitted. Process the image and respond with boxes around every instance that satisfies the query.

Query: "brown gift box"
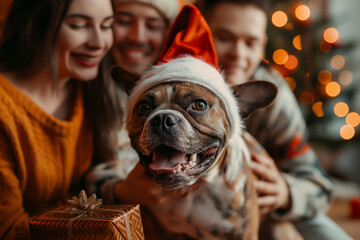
[29,204,144,240]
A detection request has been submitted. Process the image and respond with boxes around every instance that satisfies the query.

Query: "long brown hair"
[0,0,122,163]
[84,54,123,164]
[0,0,71,77]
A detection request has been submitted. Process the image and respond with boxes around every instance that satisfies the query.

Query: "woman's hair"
[0,0,72,77]
[0,0,122,163]
[84,54,123,164]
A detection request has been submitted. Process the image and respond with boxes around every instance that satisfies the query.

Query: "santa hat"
[113,0,182,24]
[127,5,244,147]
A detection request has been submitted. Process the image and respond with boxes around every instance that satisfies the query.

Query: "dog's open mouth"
[146,144,219,175]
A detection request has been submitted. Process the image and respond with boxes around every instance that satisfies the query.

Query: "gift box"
[29,191,144,240]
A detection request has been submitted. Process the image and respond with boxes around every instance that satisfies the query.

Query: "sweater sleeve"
[248,67,333,220]
[86,88,138,204]
[0,129,31,239]
[86,124,138,204]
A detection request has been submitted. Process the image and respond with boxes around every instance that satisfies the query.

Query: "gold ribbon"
[48,190,132,239]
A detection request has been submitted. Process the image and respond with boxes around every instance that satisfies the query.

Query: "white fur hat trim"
[127,57,243,140]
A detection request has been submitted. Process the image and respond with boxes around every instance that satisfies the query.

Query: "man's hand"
[250,153,291,215]
[114,163,182,205]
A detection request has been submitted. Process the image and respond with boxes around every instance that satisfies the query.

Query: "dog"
[112,57,301,240]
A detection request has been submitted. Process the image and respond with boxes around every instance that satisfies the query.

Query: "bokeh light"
[325,82,341,97]
[312,102,324,117]
[323,27,339,44]
[285,77,296,90]
[318,70,332,84]
[319,40,332,52]
[346,112,360,127]
[338,70,353,86]
[273,49,289,65]
[272,11,288,27]
[334,102,349,117]
[331,55,345,70]
[284,23,294,30]
[295,5,311,21]
[284,55,298,70]
[340,125,355,140]
[293,35,302,50]
[300,91,315,105]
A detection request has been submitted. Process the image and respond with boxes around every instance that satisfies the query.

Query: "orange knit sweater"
[0,74,93,239]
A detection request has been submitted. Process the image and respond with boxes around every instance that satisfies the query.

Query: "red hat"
[157,4,219,69]
[127,5,246,182]
[127,5,242,155]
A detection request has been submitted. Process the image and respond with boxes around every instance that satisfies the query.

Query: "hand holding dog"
[250,154,291,216]
[114,163,182,205]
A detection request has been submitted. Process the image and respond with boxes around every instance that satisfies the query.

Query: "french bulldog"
[112,57,301,240]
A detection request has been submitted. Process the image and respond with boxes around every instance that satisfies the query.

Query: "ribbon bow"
[68,190,103,213]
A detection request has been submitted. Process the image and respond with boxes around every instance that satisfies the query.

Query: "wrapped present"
[29,190,144,240]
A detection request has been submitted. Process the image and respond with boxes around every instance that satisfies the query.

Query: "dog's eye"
[137,100,151,112]
[191,100,208,111]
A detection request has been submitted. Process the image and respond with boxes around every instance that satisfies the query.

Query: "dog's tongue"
[149,147,187,171]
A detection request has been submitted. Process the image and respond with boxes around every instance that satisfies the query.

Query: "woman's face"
[57,0,114,81]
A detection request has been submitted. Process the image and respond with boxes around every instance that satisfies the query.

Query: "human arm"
[250,153,291,216]
[246,66,332,220]
[0,130,31,239]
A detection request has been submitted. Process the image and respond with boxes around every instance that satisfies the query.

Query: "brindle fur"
[114,66,302,239]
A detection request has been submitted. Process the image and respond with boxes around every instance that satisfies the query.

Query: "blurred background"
[262,1,360,237]
[265,0,360,184]
[1,0,359,237]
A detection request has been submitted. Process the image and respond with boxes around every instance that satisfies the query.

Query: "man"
[196,0,352,239]
[111,0,180,75]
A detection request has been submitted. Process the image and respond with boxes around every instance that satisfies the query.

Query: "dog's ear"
[232,80,278,119]
[111,66,140,95]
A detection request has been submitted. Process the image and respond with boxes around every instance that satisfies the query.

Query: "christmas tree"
[266,0,360,143]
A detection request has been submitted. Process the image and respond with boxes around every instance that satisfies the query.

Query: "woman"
[0,0,121,238]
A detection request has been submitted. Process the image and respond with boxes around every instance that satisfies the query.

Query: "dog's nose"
[151,113,179,132]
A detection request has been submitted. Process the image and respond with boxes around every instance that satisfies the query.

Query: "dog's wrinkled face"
[127,82,231,189]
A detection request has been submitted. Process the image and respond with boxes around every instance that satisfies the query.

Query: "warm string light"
[331,55,345,70]
[312,102,324,117]
[346,112,360,127]
[338,70,353,86]
[285,76,296,90]
[270,5,358,140]
[340,125,355,140]
[272,11,288,27]
[293,35,302,50]
[284,55,298,70]
[325,82,341,97]
[334,102,349,117]
[295,5,311,21]
[339,112,359,140]
[323,27,339,44]
[273,49,289,65]
[300,91,314,105]
[318,70,332,84]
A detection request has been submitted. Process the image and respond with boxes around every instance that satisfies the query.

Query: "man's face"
[207,3,267,85]
[112,2,168,75]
